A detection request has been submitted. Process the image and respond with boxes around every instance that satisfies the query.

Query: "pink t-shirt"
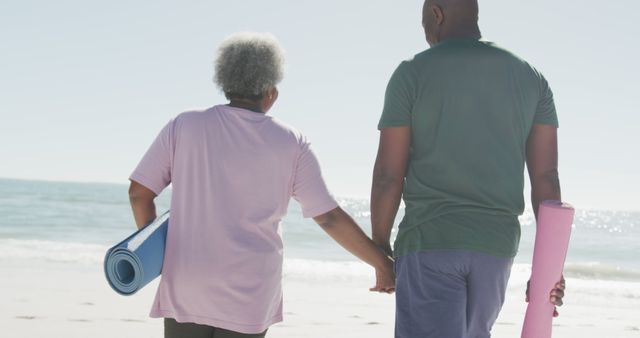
[130,105,338,334]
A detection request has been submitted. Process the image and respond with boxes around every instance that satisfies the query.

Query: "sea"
[1,177,639,283]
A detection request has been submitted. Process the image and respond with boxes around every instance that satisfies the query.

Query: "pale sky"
[1,0,638,210]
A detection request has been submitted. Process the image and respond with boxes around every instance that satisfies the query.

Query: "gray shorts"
[395,250,514,338]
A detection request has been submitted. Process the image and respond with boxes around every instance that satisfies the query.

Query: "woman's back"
[127,32,395,337]
[130,104,337,333]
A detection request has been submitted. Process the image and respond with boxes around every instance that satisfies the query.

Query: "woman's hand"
[370,255,396,294]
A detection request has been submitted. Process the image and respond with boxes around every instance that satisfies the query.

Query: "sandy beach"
[2,256,639,338]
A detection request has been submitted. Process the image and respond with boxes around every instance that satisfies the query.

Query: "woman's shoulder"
[176,106,217,120]
[269,116,310,146]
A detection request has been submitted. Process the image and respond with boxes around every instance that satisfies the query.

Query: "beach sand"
[1,258,639,338]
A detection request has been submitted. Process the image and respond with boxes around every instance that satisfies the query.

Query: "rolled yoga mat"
[521,201,574,338]
[104,211,169,296]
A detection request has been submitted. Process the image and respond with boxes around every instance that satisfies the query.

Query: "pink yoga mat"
[521,200,574,338]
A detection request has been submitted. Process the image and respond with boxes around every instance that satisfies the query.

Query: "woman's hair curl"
[214,32,285,100]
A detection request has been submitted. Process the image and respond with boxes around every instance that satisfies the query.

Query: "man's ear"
[432,5,445,25]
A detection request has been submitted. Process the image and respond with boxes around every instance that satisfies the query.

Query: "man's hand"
[313,207,397,291]
[370,255,396,294]
[526,276,566,317]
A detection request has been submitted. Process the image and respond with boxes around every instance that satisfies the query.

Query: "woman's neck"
[228,99,265,114]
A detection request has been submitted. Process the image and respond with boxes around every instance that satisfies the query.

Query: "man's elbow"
[372,172,403,193]
[531,169,560,185]
[530,169,561,194]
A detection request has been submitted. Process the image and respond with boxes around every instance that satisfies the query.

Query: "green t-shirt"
[379,38,558,258]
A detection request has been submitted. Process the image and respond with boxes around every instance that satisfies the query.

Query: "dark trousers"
[164,318,268,338]
[394,250,514,338]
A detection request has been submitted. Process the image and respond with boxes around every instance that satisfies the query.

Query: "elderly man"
[370,1,565,337]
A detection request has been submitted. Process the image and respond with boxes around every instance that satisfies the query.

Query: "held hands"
[370,244,396,294]
[526,276,566,317]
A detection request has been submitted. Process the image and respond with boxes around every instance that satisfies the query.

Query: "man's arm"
[525,123,565,315]
[313,207,395,293]
[370,127,411,254]
[129,180,158,229]
[526,124,561,216]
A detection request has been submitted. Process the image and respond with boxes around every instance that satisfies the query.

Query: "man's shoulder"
[480,41,531,64]
[409,40,530,65]
[486,43,550,85]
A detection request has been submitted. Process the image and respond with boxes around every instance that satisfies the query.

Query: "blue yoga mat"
[104,211,169,296]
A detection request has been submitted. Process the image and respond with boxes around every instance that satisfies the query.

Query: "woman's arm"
[313,207,395,293]
[128,180,158,229]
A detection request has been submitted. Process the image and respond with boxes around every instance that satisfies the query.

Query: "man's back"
[378,38,558,258]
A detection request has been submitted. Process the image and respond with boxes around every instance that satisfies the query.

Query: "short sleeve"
[292,140,338,218]
[129,120,175,195]
[378,61,414,130]
[534,75,559,127]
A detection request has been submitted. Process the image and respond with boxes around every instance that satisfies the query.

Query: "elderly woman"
[128,32,395,338]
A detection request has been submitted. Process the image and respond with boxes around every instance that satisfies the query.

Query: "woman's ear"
[262,87,279,112]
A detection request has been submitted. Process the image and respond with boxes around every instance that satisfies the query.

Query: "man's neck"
[440,25,482,42]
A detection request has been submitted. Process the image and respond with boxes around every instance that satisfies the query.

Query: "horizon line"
[1,176,637,213]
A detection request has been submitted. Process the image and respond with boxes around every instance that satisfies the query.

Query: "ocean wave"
[501,262,640,283]
[0,238,108,264]
[563,262,640,282]
[283,258,373,282]
[1,238,639,283]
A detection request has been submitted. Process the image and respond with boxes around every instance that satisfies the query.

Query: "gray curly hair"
[214,32,285,100]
